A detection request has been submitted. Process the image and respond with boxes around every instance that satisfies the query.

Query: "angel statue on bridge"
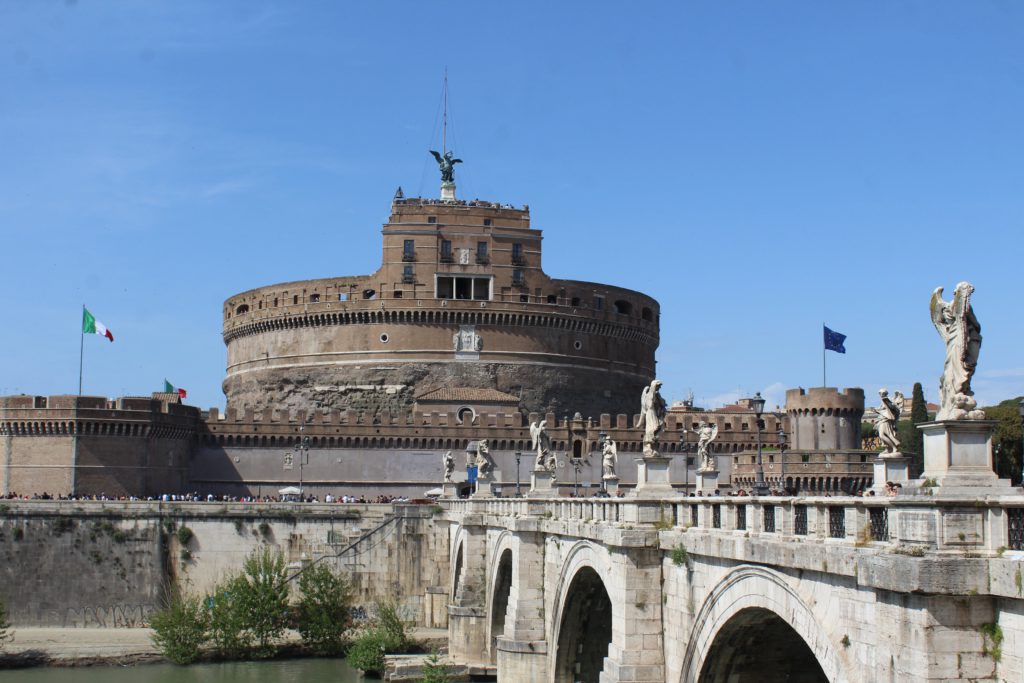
[530,419,551,470]
[930,282,984,420]
[430,150,462,184]
[694,420,719,472]
[873,389,904,456]
[636,379,667,457]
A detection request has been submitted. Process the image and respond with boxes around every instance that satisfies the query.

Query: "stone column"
[448,524,489,664]
[495,530,549,681]
[602,547,666,682]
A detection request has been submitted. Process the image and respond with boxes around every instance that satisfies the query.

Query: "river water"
[0,659,364,682]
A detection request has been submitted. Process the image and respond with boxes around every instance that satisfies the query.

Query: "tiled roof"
[415,387,520,403]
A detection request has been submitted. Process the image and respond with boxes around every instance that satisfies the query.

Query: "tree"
[207,576,251,659]
[347,599,412,675]
[150,585,208,665]
[234,547,290,657]
[909,382,928,476]
[295,562,352,655]
[984,397,1023,486]
[422,648,452,683]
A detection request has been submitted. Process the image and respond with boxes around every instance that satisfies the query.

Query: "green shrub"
[176,525,194,546]
[235,547,290,657]
[295,563,352,655]
[207,577,251,659]
[347,599,412,674]
[422,648,451,683]
[150,586,208,665]
[671,544,688,567]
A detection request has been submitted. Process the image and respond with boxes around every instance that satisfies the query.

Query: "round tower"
[222,196,659,417]
[785,387,865,451]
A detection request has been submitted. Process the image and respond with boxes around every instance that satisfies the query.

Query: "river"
[0,659,364,682]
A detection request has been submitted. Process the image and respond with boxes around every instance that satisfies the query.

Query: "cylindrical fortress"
[222,197,659,417]
[785,387,865,451]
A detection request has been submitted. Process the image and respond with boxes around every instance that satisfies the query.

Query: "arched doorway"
[489,549,513,663]
[699,607,828,683]
[554,567,612,683]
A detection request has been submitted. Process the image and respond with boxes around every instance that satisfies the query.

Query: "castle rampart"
[785,387,865,451]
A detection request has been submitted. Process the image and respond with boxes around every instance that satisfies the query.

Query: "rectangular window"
[724,423,732,431]
[546,294,557,304]
[712,505,721,528]
[427,216,437,224]
[737,505,747,531]
[403,265,414,283]
[741,423,749,431]
[440,239,452,260]
[512,243,523,264]
[436,275,492,301]
[403,240,415,261]
[512,269,524,286]
[476,241,488,262]
[483,218,492,226]
[794,506,808,535]
[520,294,529,303]
[594,296,604,311]
[571,296,580,307]
[829,507,846,538]
[338,293,348,302]
[310,293,320,303]
[763,506,776,533]
[801,453,810,463]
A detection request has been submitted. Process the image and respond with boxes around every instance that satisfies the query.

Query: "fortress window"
[546,294,557,304]
[475,241,489,263]
[393,290,403,298]
[613,299,632,315]
[512,269,524,286]
[427,216,437,224]
[641,307,653,321]
[520,294,529,303]
[724,423,732,431]
[274,298,278,307]
[235,304,249,315]
[338,293,348,301]
[436,275,492,301]
[741,423,749,431]
[511,243,523,264]
[440,239,452,261]
[362,289,377,299]
[594,296,604,311]
[310,294,320,303]
[293,295,298,305]
[483,218,492,226]
[571,297,580,307]
[403,266,415,283]
[403,240,415,261]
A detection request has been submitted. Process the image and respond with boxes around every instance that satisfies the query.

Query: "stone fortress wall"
[221,197,659,418]
[786,386,865,451]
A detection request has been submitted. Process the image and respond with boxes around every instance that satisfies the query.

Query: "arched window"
[235,304,249,315]
[613,300,632,315]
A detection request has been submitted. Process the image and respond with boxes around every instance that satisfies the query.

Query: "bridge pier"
[449,524,489,663]
[601,547,666,682]
[495,530,549,681]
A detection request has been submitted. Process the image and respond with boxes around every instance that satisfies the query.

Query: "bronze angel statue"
[930,283,984,420]
[430,150,462,183]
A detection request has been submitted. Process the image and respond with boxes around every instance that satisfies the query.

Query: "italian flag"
[163,379,187,400]
[82,307,114,342]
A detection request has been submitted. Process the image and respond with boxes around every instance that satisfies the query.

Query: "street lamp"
[751,392,769,496]
[293,424,310,500]
[777,428,788,494]
[570,455,584,497]
[514,450,522,497]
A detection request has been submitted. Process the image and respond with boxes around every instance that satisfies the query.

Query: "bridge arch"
[450,525,468,600]
[680,565,851,683]
[550,541,614,683]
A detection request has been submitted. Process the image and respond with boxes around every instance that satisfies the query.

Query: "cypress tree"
[909,382,928,477]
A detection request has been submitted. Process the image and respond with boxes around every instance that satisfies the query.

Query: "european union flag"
[823,326,847,354]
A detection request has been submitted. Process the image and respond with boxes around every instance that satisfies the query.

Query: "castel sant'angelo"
[0,156,872,499]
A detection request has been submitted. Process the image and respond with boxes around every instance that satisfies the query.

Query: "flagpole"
[822,322,826,388]
[78,305,85,396]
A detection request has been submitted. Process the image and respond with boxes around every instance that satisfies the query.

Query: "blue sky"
[0,1,1021,413]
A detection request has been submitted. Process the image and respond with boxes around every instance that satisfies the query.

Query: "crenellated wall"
[785,387,865,451]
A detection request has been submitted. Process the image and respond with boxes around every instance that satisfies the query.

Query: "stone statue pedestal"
[603,475,620,497]
[632,456,675,497]
[528,469,559,498]
[441,181,456,202]
[441,481,459,498]
[695,469,720,495]
[472,472,495,499]
[871,455,909,494]
[916,420,1013,495]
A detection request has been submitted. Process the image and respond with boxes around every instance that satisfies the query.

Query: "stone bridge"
[441,493,1024,682]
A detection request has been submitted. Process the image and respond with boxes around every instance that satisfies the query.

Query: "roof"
[415,387,521,404]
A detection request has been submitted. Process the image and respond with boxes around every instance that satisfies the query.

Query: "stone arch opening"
[489,548,513,664]
[452,543,464,600]
[698,607,828,683]
[554,566,612,683]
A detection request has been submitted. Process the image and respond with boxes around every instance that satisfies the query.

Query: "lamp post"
[570,455,583,497]
[777,428,788,494]
[514,450,522,497]
[293,424,310,500]
[751,392,769,496]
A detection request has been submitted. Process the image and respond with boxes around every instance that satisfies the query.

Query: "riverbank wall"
[0,501,449,629]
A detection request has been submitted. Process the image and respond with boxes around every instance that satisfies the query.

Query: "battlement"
[785,387,865,415]
[0,394,201,439]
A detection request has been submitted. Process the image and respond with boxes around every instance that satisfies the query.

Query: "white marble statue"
[442,450,454,482]
[530,419,551,469]
[475,440,494,477]
[546,451,558,482]
[601,439,618,478]
[930,282,985,420]
[694,420,719,471]
[874,389,904,456]
[636,379,667,456]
